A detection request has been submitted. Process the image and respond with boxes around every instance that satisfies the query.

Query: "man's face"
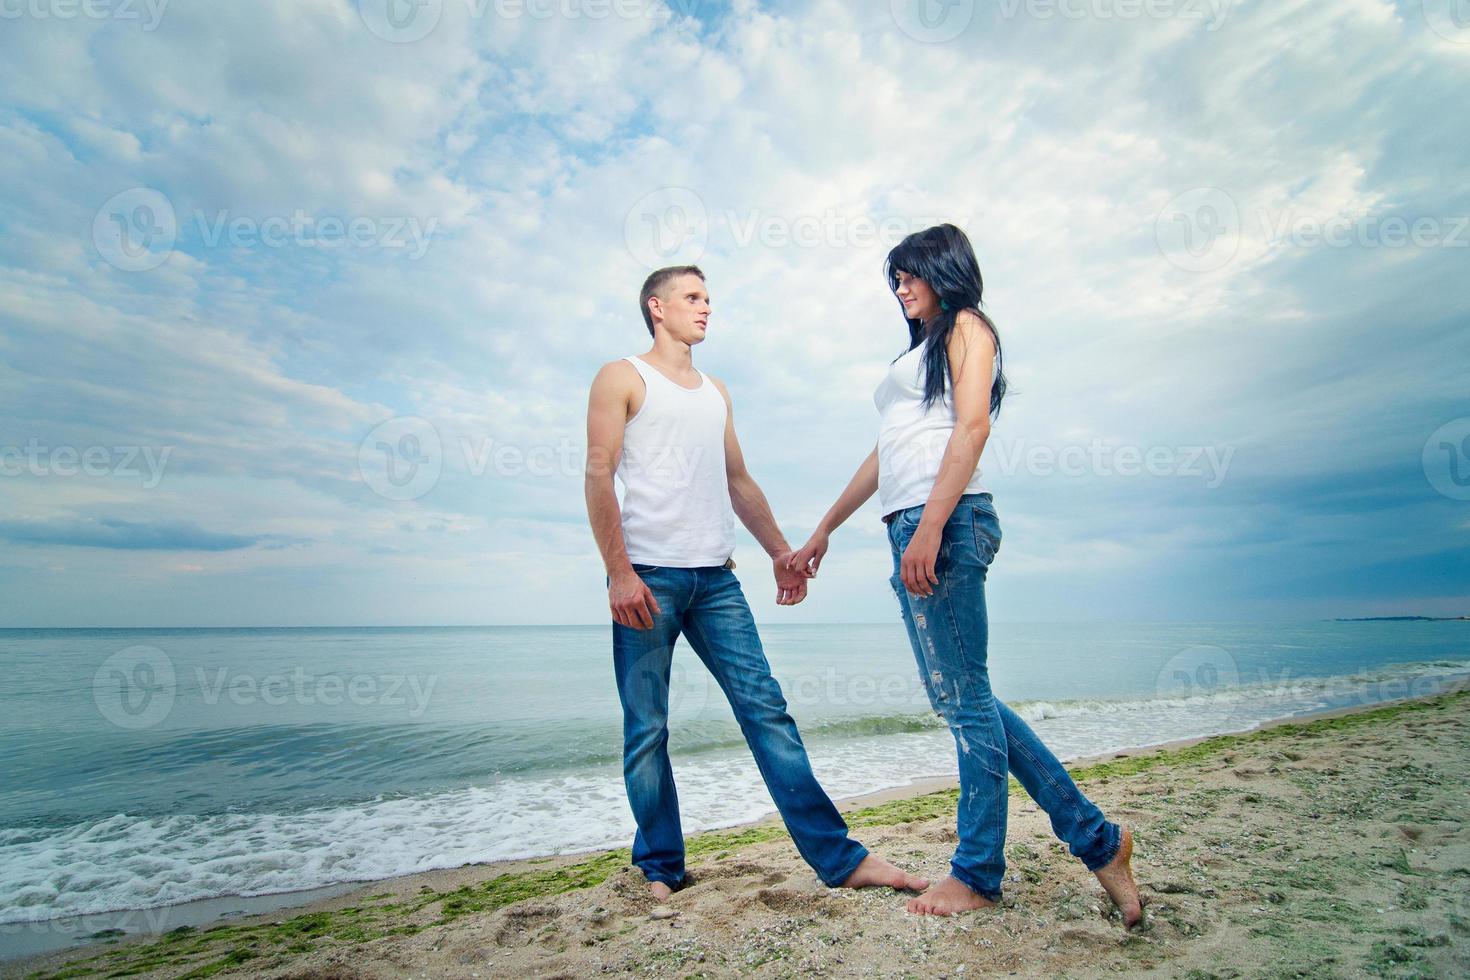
[650,274,711,345]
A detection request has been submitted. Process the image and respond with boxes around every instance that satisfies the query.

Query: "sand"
[7,687,1468,979]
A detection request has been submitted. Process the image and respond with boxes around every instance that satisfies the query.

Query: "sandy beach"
[7,686,1468,979]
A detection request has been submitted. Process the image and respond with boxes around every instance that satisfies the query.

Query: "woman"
[788,224,1143,924]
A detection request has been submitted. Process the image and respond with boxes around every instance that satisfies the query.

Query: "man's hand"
[899,526,942,598]
[786,532,829,578]
[610,570,662,629]
[773,553,810,606]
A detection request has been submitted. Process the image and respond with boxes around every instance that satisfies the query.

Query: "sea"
[1,621,1466,960]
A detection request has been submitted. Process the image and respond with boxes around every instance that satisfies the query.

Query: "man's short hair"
[639,265,705,336]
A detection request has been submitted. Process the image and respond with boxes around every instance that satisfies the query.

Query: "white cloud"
[0,0,1464,624]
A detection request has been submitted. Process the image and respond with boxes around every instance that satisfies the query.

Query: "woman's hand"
[900,526,942,597]
[786,531,829,577]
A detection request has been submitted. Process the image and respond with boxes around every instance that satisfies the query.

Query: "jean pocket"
[970,509,1001,566]
[893,507,924,545]
[630,563,660,575]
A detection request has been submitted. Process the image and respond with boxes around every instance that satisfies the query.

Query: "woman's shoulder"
[944,310,995,369]
[951,309,996,347]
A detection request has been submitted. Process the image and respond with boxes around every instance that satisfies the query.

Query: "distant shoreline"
[1329,615,1469,621]
[5,617,1468,630]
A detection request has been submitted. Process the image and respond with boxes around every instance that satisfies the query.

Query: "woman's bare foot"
[1093,825,1143,929]
[648,880,674,903]
[905,874,998,916]
[838,853,929,892]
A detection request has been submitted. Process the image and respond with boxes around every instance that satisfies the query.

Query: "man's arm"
[585,362,662,629]
[710,378,807,605]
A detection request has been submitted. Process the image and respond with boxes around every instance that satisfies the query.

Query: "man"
[585,265,927,901]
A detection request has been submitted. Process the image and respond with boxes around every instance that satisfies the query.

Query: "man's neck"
[643,334,694,373]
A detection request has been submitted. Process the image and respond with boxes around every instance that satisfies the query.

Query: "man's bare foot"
[648,880,673,903]
[1093,825,1143,929]
[905,874,997,916]
[838,853,929,892]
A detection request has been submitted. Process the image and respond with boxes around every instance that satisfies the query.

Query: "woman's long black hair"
[885,223,1008,419]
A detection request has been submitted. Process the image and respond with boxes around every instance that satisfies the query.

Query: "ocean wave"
[1005,657,1470,724]
[2,656,1466,928]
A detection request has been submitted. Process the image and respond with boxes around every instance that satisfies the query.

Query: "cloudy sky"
[0,0,1465,627]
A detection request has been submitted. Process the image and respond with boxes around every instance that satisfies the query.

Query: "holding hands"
[773,552,813,606]
[614,551,814,627]
[786,521,942,599]
[786,530,829,579]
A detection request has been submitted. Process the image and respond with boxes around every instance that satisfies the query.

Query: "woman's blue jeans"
[887,493,1121,900]
[611,564,869,889]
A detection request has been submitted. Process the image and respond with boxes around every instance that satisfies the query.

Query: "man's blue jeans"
[887,493,1121,901]
[611,564,869,889]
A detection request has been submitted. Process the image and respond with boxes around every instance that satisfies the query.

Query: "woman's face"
[894,270,941,322]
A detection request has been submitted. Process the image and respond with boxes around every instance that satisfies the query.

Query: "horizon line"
[3,617,1464,631]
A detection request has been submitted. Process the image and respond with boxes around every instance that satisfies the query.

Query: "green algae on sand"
[21,689,1468,980]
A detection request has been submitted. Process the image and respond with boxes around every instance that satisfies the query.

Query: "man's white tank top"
[874,339,997,518]
[616,355,737,567]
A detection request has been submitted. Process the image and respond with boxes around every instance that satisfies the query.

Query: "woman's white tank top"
[615,355,737,567]
[874,340,996,517]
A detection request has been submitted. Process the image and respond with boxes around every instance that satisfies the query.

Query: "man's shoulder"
[593,358,640,385]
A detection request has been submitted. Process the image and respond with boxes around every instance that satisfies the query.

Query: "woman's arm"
[787,445,879,575]
[899,311,996,596]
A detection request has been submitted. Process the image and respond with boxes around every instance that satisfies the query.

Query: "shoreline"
[7,682,1465,977]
